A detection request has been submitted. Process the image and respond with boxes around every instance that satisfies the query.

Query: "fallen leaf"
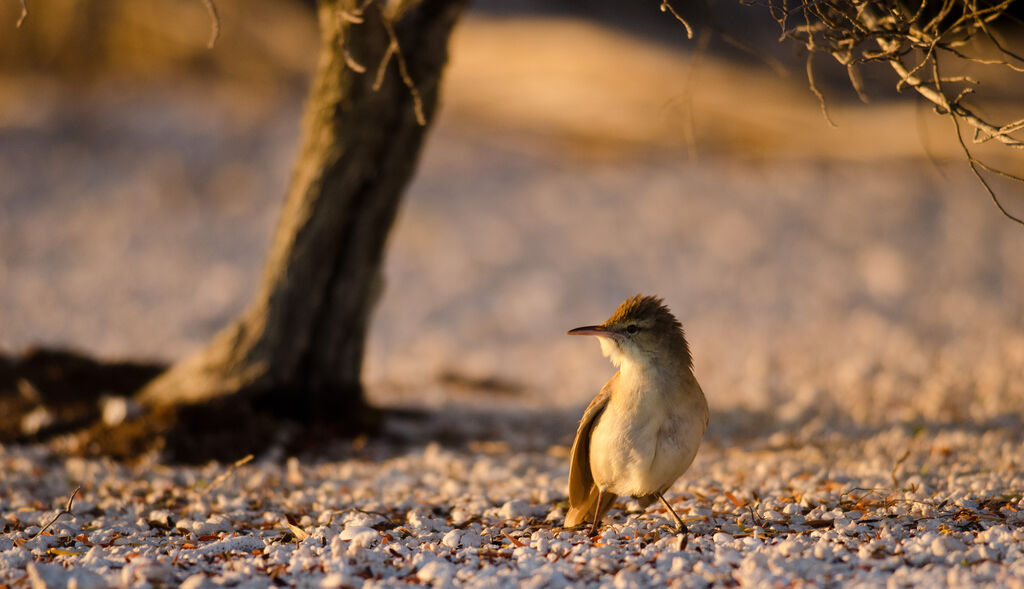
[725,492,744,507]
[284,515,310,541]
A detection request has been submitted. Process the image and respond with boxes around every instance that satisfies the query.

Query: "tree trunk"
[136,0,467,431]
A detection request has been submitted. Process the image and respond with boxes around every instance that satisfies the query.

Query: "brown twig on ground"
[30,486,81,539]
[200,453,254,496]
[891,449,911,488]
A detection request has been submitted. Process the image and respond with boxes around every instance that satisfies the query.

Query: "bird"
[564,294,708,539]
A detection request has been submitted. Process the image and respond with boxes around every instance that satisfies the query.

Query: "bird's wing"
[564,377,613,527]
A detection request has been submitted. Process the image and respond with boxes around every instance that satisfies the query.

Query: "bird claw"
[654,522,689,546]
[676,532,689,550]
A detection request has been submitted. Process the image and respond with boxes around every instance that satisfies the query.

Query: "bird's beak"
[567,325,614,337]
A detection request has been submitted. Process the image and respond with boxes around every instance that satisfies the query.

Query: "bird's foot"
[655,522,689,547]
[656,522,677,534]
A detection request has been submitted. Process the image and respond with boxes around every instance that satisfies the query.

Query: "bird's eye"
[626,325,639,335]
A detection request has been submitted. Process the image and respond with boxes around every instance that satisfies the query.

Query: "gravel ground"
[2,420,1023,588]
[3,18,1024,586]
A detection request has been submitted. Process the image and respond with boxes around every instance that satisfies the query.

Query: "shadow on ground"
[4,346,1022,467]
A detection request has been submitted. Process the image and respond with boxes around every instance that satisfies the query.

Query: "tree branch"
[862,9,1023,149]
[16,0,27,28]
[741,0,1024,224]
[200,0,220,49]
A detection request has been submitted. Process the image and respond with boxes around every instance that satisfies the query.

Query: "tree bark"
[136,0,467,429]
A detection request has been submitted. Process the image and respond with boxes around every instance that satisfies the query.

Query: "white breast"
[588,357,707,498]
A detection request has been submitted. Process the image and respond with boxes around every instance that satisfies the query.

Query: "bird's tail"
[564,487,617,529]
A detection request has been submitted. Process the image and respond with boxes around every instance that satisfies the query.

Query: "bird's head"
[567,294,691,371]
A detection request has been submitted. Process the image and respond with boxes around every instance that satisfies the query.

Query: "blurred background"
[2,0,1023,441]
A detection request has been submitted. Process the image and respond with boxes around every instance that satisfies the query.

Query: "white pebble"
[417,559,455,585]
[441,529,462,548]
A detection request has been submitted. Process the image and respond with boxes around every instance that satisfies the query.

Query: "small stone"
[407,510,443,531]
[712,532,733,544]
[499,500,533,520]
[441,529,462,548]
[179,573,218,589]
[459,531,484,548]
[339,526,379,548]
[27,563,69,589]
[812,543,833,561]
[417,559,455,585]
[931,535,967,557]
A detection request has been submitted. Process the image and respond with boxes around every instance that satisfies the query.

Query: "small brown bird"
[564,295,708,537]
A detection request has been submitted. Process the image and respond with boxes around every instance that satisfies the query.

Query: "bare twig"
[31,486,81,539]
[200,454,254,496]
[740,0,1024,223]
[340,0,428,125]
[16,0,27,28]
[344,50,367,73]
[661,0,694,39]
[372,40,397,90]
[377,3,426,126]
[200,0,220,49]
[951,113,1024,226]
[874,29,1023,149]
[890,449,911,487]
[339,8,365,24]
[846,62,869,102]
[944,46,1024,73]
[807,52,837,127]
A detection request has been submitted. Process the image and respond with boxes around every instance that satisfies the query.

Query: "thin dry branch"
[661,0,695,39]
[344,49,367,73]
[952,112,1024,226]
[944,45,1024,73]
[742,0,1024,224]
[888,59,1022,147]
[860,8,1024,149]
[200,0,220,49]
[377,3,426,126]
[30,486,81,539]
[16,0,27,27]
[200,454,254,496]
[806,52,838,126]
[372,39,397,90]
[890,449,911,487]
[342,0,427,126]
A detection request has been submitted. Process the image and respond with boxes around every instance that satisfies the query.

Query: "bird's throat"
[598,336,625,367]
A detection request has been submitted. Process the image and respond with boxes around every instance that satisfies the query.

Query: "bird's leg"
[588,490,605,537]
[657,493,688,535]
